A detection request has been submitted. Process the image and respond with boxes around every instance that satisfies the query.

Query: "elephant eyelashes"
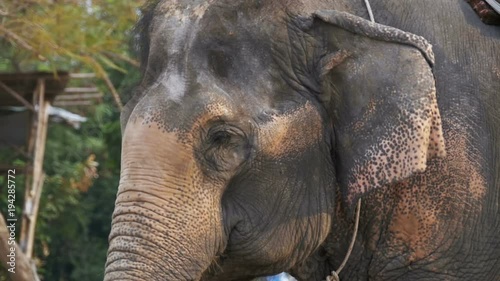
[211,131,233,146]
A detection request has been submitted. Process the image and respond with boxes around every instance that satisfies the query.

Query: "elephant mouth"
[200,257,225,281]
[199,250,254,281]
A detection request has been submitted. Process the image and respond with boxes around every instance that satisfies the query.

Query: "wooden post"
[21,78,40,217]
[19,79,49,260]
[0,213,40,281]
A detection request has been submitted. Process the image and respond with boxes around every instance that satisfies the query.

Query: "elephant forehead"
[156,0,214,19]
[260,102,325,158]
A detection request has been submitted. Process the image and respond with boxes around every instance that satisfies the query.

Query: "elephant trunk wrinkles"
[104,188,220,281]
[104,122,223,281]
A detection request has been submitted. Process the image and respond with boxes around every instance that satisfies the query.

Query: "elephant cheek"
[104,120,224,281]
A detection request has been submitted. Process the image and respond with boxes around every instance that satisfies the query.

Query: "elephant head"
[104,1,444,280]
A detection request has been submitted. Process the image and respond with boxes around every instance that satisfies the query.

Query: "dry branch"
[103,51,140,68]
[0,81,35,111]
[0,25,46,60]
[101,72,123,110]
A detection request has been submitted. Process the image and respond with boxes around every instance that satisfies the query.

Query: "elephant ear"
[307,11,446,205]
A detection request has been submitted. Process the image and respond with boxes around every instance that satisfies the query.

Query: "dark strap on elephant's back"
[467,0,500,25]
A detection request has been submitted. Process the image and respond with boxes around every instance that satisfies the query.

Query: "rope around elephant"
[323,2,375,280]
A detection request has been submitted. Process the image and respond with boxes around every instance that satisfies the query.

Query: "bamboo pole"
[19,79,49,260]
[52,100,94,106]
[55,93,103,100]
[19,80,40,253]
[63,87,100,93]
[18,81,39,252]
[69,73,96,79]
[24,172,46,259]
[0,213,40,281]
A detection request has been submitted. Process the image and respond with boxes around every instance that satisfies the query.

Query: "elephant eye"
[211,131,232,146]
[202,125,250,173]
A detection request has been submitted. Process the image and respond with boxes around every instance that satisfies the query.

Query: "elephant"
[104,0,500,280]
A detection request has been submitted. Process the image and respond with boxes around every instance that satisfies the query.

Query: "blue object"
[267,272,295,281]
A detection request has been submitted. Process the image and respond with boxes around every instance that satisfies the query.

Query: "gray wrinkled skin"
[104,1,500,280]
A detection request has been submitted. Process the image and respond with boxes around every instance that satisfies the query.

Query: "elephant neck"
[289,199,365,281]
[323,200,361,281]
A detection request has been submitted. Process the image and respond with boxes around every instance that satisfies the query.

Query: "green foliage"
[0,1,145,279]
[0,0,145,109]
[35,104,123,281]
[0,103,125,280]
[0,0,143,73]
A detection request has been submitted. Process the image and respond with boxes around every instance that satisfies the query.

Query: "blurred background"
[0,1,143,280]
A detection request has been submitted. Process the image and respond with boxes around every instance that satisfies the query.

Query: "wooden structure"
[0,71,102,260]
[0,72,101,280]
[0,72,69,261]
[53,73,104,107]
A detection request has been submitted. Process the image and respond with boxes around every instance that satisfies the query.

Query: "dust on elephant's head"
[105,1,444,280]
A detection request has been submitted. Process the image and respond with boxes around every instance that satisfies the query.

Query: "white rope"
[364,0,375,23]
[485,0,500,15]
[324,199,361,281]
[324,2,374,280]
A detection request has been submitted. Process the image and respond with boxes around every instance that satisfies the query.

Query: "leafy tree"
[0,0,145,108]
[37,102,125,281]
[0,0,144,280]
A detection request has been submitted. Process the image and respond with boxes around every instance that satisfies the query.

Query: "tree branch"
[0,25,46,60]
[103,51,140,68]
[0,81,35,111]
[102,72,124,110]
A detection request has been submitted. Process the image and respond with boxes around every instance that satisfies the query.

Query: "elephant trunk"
[104,121,224,281]
[104,200,217,280]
